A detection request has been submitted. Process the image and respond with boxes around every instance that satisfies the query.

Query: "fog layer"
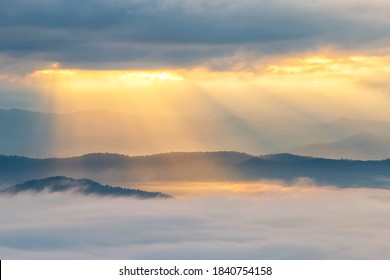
[1,184,390,259]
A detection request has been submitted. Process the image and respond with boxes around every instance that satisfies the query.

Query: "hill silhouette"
[0,151,251,185]
[239,153,390,187]
[0,176,171,198]
[1,152,390,189]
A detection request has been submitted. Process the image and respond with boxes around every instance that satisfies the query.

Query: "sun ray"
[14,53,390,156]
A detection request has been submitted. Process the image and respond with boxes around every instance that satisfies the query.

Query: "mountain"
[0,108,299,157]
[315,118,390,138]
[1,152,390,189]
[239,153,390,188]
[0,151,253,186]
[0,176,171,199]
[259,153,314,162]
[0,109,54,156]
[291,133,390,160]
[4,108,390,159]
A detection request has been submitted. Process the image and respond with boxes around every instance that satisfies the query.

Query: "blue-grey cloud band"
[1,0,389,71]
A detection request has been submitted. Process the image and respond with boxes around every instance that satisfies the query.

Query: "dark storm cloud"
[0,0,389,69]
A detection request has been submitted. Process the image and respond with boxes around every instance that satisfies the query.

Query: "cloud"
[1,0,390,71]
[1,184,390,259]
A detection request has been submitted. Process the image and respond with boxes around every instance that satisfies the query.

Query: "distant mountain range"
[2,108,390,159]
[0,176,171,199]
[0,151,252,186]
[292,133,390,160]
[1,152,390,189]
[240,153,390,188]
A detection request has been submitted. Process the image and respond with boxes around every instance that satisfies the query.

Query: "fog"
[1,183,390,259]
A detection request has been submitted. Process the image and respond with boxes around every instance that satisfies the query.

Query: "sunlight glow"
[32,69,184,82]
[23,54,390,122]
[7,53,390,156]
[264,55,389,77]
[120,72,184,81]
[35,69,78,76]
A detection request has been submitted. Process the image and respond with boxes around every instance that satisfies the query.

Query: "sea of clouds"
[1,183,390,259]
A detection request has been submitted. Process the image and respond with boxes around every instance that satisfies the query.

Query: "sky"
[1,0,390,121]
[1,183,390,259]
[2,2,390,259]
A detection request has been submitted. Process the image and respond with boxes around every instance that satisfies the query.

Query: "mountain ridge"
[1,151,390,189]
[3,108,390,158]
[0,176,172,199]
[292,133,390,160]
